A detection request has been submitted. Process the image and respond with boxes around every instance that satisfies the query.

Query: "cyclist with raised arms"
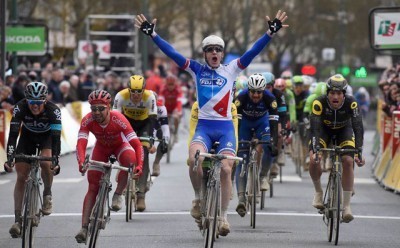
[309,74,365,223]
[4,82,61,238]
[135,10,288,236]
[75,90,143,243]
[234,73,279,216]
[113,75,157,212]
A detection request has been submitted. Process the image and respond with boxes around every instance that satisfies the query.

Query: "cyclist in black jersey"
[4,82,62,238]
[309,74,365,223]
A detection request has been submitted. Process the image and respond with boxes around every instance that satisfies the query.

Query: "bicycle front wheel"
[125,178,132,222]
[250,165,257,229]
[204,181,219,248]
[88,185,106,248]
[333,173,342,245]
[22,182,33,248]
[326,175,334,243]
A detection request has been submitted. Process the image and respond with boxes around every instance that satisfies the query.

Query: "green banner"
[6,27,45,52]
[350,74,378,87]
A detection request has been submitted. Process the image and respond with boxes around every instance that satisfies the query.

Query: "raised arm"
[239,10,289,68]
[135,14,187,68]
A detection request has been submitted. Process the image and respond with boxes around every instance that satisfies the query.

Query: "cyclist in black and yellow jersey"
[309,74,365,223]
[113,75,157,212]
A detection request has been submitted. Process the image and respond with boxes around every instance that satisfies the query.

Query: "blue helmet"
[25,82,48,100]
[262,72,275,85]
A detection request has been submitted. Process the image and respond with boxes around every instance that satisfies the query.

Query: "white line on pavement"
[53,178,84,183]
[0,179,11,185]
[1,211,399,220]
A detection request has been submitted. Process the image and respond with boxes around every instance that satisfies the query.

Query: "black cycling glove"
[160,139,168,154]
[268,18,283,34]
[140,21,155,36]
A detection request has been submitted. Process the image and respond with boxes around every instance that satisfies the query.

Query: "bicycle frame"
[319,146,358,246]
[194,150,242,248]
[84,157,129,248]
[239,138,269,228]
[14,152,53,248]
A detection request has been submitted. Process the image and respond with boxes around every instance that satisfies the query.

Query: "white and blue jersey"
[152,33,273,154]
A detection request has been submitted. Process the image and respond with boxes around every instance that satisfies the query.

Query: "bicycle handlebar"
[193,149,243,172]
[318,147,359,154]
[13,154,53,162]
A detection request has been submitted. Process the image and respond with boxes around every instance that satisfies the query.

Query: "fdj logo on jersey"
[378,20,399,37]
[199,77,227,87]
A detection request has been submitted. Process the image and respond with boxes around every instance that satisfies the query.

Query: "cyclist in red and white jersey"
[135,10,288,236]
[159,74,183,142]
[74,90,144,243]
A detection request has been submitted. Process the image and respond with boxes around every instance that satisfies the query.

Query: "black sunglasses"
[204,46,223,53]
[90,106,107,112]
[249,89,263,94]
[27,99,46,105]
[130,89,143,94]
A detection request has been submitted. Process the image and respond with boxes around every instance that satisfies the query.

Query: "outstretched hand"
[266,10,289,35]
[135,14,157,37]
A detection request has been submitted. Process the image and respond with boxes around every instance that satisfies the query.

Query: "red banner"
[392,111,400,159]
[0,110,5,148]
[383,115,392,152]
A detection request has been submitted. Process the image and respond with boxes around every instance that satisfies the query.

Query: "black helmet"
[326,74,348,92]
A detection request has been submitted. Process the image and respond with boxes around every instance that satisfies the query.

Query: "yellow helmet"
[128,75,146,91]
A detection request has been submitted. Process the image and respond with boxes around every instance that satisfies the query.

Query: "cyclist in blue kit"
[135,10,288,236]
[234,73,279,216]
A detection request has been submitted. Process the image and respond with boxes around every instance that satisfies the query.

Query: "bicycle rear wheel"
[269,177,274,198]
[88,186,106,248]
[260,190,265,210]
[333,174,341,245]
[204,181,219,248]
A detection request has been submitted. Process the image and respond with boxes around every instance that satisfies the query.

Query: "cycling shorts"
[238,116,270,151]
[15,130,52,163]
[191,119,236,155]
[89,142,136,173]
[309,124,355,155]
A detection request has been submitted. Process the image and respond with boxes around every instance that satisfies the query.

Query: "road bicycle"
[13,150,53,248]
[194,149,242,248]
[238,138,270,227]
[317,144,359,246]
[83,155,130,248]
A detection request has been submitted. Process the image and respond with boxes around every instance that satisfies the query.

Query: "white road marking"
[280,176,302,182]
[0,179,11,185]
[1,211,399,220]
[53,178,84,183]
[354,178,376,184]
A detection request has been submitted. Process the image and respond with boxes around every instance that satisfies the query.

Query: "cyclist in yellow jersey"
[113,75,157,212]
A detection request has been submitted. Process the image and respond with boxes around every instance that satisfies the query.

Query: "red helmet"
[88,90,112,105]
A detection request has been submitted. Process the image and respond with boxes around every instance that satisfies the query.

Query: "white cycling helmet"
[202,35,225,51]
[248,73,267,90]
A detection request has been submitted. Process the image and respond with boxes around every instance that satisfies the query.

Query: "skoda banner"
[6,27,46,52]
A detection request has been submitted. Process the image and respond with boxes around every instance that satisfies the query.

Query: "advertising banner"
[6,27,46,52]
